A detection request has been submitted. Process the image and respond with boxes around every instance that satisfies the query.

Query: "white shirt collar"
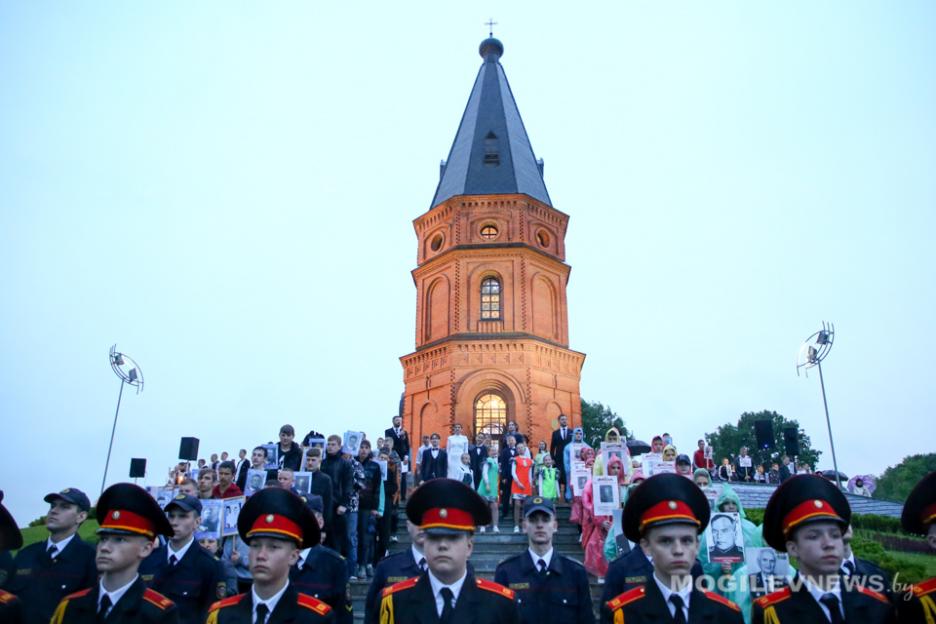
[528,547,553,570]
[167,536,195,563]
[252,580,291,622]
[652,572,691,620]
[298,547,312,569]
[803,576,843,621]
[412,545,426,569]
[99,575,138,612]
[427,569,468,617]
[47,533,76,558]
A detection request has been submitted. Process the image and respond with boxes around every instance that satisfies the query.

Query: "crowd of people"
[0,414,932,624]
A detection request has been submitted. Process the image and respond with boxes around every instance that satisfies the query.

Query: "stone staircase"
[348,503,605,621]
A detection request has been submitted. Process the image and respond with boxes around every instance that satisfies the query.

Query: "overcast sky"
[2,2,934,523]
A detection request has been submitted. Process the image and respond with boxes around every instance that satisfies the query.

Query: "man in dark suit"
[384,416,410,501]
[468,435,488,489]
[420,433,447,481]
[549,414,572,499]
[305,448,335,537]
[752,475,895,624]
[602,474,743,624]
[498,436,519,518]
[378,480,518,624]
[8,488,98,624]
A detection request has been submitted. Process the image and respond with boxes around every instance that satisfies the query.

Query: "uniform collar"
[252,580,290,621]
[427,570,468,611]
[652,573,692,615]
[298,547,312,569]
[527,547,554,571]
[99,575,138,612]
[47,533,77,557]
[167,536,195,563]
[802,575,843,620]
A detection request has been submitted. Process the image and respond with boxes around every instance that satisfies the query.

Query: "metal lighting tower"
[795,322,842,488]
[102,345,144,494]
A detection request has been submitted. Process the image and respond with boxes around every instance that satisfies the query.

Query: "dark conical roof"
[430,38,551,209]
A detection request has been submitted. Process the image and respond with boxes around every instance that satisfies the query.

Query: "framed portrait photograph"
[244,468,267,497]
[343,431,364,455]
[293,471,312,496]
[705,511,745,563]
[745,546,789,576]
[147,486,178,510]
[197,499,223,540]
[221,497,245,537]
[262,444,279,470]
[592,475,621,516]
[375,459,388,481]
[572,466,590,496]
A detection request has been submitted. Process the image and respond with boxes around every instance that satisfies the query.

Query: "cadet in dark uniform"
[495,496,594,624]
[7,487,97,624]
[898,471,936,624]
[364,520,426,624]
[291,495,351,624]
[205,487,333,623]
[602,473,744,624]
[752,474,895,624]
[0,490,24,624]
[50,483,179,624]
[379,478,519,624]
[139,494,225,623]
[601,540,705,606]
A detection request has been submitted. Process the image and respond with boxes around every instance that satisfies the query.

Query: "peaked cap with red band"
[901,471,936,537]
[762,474,850,551]
[406,478,491,535]
[237,488,320,548]
[96,483,173,539]
[623,473,710,542]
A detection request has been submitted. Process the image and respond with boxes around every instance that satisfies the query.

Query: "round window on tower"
[536,229,551,248]
[480,224,499,240]
[430,233,444,252]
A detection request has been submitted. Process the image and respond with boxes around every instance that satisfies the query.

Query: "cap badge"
[112,511,121,520]
[265,514,275,524]
[439,508,448,519]
[175,494,186,500]
[534,497,543,504]
[814,500,824,509]
[668,501,678,510]
[62,488,71,494]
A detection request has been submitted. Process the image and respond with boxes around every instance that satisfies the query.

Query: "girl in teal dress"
[538,454,559,500]
[476,445,500,532]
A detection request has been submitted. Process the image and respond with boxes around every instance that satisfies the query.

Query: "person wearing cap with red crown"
[602,473,743,624]
[897,471,936,624]
[379,478,519,624]
[50,483,180,624]
[752,474,895,624]
[206,488,333,623]
[7,487,97,624]
[0,491,25,624]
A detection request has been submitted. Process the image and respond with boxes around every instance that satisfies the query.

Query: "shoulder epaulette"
[754,586,792,608]
[62,587,93,601]
[142,588,174,610]
[855,585,890,605]
[0,590,18,605]
[476,578,515,599]
[913,577,936,597]
[382,576,420,597]
[209,594,244,612]
[297,593,332,615]
[701,591,741,612]
[606,585,646,611]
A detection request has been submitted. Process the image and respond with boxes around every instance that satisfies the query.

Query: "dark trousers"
[500,476,513,516]
[376,500,394,563]
[357,511,376,568]
[329,510,347,555]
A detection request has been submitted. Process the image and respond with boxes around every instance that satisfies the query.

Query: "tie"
[843,560,856,576]
[255,603,270,624]
[669,594,687,624]
[439,587,455,624]
[820,594,843,624]
[562,428,567,440]
[418,557,428,572]
[47,544,58,559]
[537,559,547,575]
[169,554,178,566]
[98,594,112,622]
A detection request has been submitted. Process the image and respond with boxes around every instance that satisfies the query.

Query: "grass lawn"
[888,550,936,579]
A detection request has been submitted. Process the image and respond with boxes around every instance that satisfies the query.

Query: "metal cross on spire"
[485,18,498,38]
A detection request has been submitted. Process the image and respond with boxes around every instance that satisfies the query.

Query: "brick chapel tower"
[400,37,585,448]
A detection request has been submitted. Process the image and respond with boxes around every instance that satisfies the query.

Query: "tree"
[705,410,821,471]
[874,453,936,501]
[581,399,631,448]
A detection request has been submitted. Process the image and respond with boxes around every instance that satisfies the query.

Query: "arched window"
[474,393,507,451]
[480,277,501,320]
